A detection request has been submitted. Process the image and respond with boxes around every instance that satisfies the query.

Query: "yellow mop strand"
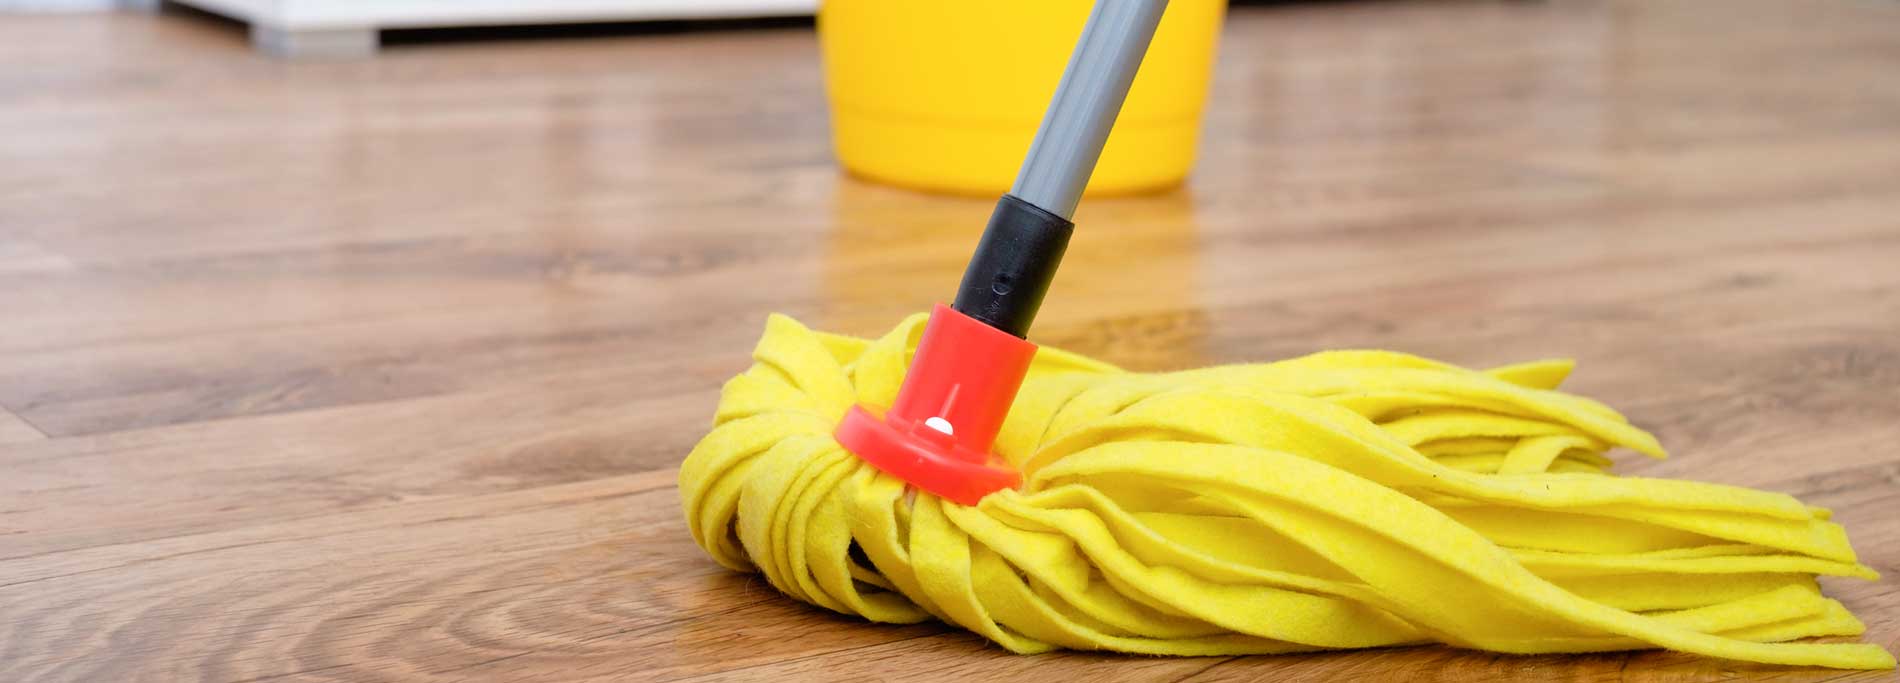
[679,313,1894,670]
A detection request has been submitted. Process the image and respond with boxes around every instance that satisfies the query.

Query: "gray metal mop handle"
[952,0,1171,337]
[1010,0,1171,221]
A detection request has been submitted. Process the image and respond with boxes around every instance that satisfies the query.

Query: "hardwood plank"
[1,0,1897,680]
[3,155,1896,435]
[0,470,948,682]
[0,366,722,559]
[0,239,72,275]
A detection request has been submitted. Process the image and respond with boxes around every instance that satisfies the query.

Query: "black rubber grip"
[952,194,1074,338]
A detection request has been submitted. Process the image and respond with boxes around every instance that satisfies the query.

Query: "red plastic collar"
[834,304,1036,505]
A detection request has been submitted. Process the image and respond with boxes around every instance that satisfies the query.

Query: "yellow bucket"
[818,1,1226,197]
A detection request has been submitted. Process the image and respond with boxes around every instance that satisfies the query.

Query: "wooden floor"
[3,0,1899,680]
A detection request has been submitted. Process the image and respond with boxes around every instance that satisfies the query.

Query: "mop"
[679,0,1893,670]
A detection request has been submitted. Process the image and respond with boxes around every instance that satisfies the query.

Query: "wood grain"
[3,0,1899,680]
[0,407,44,445]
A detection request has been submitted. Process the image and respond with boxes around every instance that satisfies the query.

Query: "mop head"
[679,313,1894,670]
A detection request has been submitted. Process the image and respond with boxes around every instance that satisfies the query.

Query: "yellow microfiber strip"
[678,313,1894,670]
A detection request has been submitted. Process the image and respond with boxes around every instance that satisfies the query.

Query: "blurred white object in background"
[1,0,119,9]
[122,0,816,58]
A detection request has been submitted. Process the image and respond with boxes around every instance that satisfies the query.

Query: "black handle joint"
[952,194,1074,338]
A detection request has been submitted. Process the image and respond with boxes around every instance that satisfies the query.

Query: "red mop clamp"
[835,195,1072,505]
[835,304,1036,505]
[831,0,1163,505]
[826,0,1144,503]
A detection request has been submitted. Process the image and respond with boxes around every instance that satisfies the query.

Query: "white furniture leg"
[250,24,378,58]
